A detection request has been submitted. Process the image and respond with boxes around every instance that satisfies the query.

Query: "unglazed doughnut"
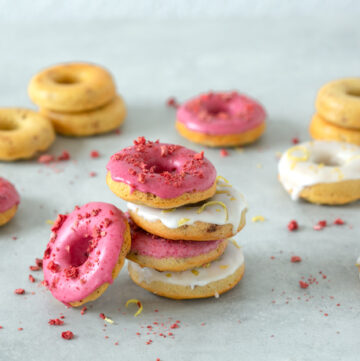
[127,177,247,241]
[278,140,360,205]
[0,108,55,161]
[0,178,20,226]
[310,113,360,145]
[28,62,116,112]
[128,240,245,299]
[316,78,360,129]
[106,137,217,209]
[127,217,228,272]
[176,91,266,147]
[43,202,131,307]
[40,95,126,136]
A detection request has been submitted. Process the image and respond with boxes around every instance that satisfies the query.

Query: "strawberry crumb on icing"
[106,138,216,199]
[287,220,298,231]
[176,91,266,135]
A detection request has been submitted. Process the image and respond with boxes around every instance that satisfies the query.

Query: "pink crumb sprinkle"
[220,149,229,157]
[291,256,302,263]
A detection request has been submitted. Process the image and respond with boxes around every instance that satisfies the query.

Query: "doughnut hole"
[66,235,92,267]
[52,73,79,85]
[0,118,18,131]
[346,88,360,97]
[312,153,342,167]
[146,161,177,174]
[204,100,229,116]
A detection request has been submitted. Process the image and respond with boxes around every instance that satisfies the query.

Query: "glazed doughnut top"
[43,202,127,305]
[278,141,360,200]
[0,177,20,212]
[129,217,224,259]
[177,91,266,135]
[107,137,217,199]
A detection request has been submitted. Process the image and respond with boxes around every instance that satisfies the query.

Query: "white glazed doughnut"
[278,140,360,204]
[127,178,247,241]
[128,240,244,289]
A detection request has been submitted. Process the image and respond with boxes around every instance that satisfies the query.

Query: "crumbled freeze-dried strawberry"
[61,331,74,340]
[291,256,302,263]
[299,281,309,289]
[90,150,100,158]
[49,318,64,326]
[38,154,55,164]
[14,288,25,295]
[220,149,229,157]
[58,151,70,161]
[288,220,298,231]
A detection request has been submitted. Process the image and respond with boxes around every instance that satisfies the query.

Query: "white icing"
[127,180,247,231]
[128,241,244,289]
[278,141,360,200]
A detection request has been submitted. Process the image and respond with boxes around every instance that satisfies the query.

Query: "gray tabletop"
[0,15,359,361]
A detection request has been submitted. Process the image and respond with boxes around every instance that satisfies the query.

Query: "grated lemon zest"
[166,273,172,278]
[161,208,175,213]
[219,265,229,269]
[178,218,190,226]
[104,317,114,324]
[191,269,199,276]
[125,299,143,317]
[252,215,265,222]
[197,201,228,221]
[46,220,54,225]
[231,239,241,249]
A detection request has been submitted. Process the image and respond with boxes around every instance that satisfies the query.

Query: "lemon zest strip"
[197,201,228,221]
[178,218,190,226]
[125,299,143,317]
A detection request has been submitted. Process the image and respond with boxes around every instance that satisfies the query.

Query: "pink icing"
[43,202,127,305]
[106,137,216,199]
[0,177,20,213]
[177,91,266,135]
[129,218,224,259]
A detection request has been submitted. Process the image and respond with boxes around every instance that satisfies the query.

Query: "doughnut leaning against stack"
[310,78,360,145]
[106,137,247,299]
[28,62,126,136]
[43,202,131,306]
[278,140,360,205]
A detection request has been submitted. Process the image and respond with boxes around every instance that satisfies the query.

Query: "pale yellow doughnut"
[316,78,360,129]
[41,95,126,136]
[0,108,55,161]
[28,62,116,112]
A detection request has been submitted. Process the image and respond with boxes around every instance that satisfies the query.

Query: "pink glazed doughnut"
[176,91,266,147]
[0,177,20,226]
[43,202,131,307]
[127,217,227,272]
[106,137,217,208]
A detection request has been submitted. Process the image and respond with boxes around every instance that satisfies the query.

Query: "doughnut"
[40,95,126,136]
[127,177,247,241]
[106,137,217,209]
[0,177,20,226]
[0,108,55,161]
[316,78,360,129]
[278,140,360,205]
[176,91,266,147]
[28,62,116,112]
[127,217,228,272]
[43,202,131,307]
[128,240,245,299]
[310,113,360,145]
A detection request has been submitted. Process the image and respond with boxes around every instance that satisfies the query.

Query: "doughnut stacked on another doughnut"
[106,137,248,299]
[310,78,360,145]
[28,62,126,136]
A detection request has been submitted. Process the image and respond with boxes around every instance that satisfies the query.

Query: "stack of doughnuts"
[310,78,360,145]
[106,137,247,299]
[28,62,126,136]
[176,91,266,147]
